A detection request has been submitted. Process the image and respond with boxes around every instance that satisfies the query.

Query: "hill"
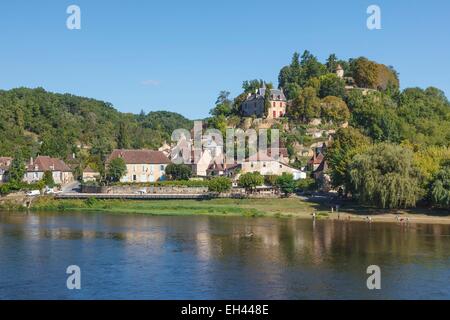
[0,87,193,159]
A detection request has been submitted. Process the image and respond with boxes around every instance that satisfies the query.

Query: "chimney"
[30,157,33,165]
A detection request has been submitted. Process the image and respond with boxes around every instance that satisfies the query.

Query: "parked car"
[136,188,147,195]
[26,190,41,197]
[44,187,54,194]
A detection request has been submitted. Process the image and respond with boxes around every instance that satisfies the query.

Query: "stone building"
[107,149,170,183]
[24,156,74,185]
[241,86,287,119]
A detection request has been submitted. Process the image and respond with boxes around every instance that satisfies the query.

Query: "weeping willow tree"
[349,143,423,208]
[429,164,450,209]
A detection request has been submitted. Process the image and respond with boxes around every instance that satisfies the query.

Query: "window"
[133,175,137,181]
[263,162,266,167]
[272,101,275,107]
[160,165,164,171]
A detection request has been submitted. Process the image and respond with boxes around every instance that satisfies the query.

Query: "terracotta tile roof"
[314,160,328,173]
[207,160,225,172]
[27,156,72,172]
[83,166,97,173]
[108,149,170,164]
[308,153,324,165]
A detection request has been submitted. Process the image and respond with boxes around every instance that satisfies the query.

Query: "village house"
[313,159,331,192]
[241,86,287,119]
[107,149,170,183]
[240,151,305,180]
[307,151,324,172]
[24,156,74,185]
[0,157,12,183]
[82,166,100,182]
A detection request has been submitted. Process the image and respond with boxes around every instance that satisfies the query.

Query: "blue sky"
[0,0,449,119]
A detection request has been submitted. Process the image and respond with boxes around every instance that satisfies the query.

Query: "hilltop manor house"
[241,86,287,119]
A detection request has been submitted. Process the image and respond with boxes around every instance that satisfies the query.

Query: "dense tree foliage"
[349,144,423,208]
[326,127,371,194]
[7,151,26,184]
[349,57,399,91]
[0,88,192,159]
[165,163,192,181]
[429,163,450,209]
[320,96,350,124]
[238,172,264,193]
[289,87,321,122]
[42,170,55,187]
[106,158,127,183]
[318,74,346,99]
[208,176,232,193]
[276,173,296,196]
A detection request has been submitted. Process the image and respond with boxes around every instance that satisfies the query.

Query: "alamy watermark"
[66,5,81,30]
[367,5,381,30]
[170,121,280,165]
[66,265,81,290]
[366,265,381,290]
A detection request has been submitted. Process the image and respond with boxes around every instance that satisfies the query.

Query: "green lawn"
[30,197,323,218]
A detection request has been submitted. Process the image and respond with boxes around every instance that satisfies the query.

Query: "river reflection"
[0,211,449,299]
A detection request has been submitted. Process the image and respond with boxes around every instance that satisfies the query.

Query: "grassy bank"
[1,196,449,224]
[27,196,324,218]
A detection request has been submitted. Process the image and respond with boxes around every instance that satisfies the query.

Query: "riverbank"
[2,196,447,225]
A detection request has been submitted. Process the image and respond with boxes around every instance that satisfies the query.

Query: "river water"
[0,211,449,299]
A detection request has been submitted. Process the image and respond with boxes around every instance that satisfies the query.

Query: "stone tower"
[336,64,344,79]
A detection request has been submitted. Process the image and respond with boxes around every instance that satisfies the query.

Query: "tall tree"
[238,172,264,194]
[327,127,371,194]
[117,121,130,149]
[326,54,339,73]
[106,158,127,183]
[276,173,296,196]
[429,163,450,209]
[349,143,422,208]
[7,151,26,184]
[318,73,346,98]
[320,96,350,124]
[289,87,321,122]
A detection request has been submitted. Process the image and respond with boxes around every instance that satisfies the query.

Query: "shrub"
[296,178,317,191]
[264,175,278,186]
[208,177,232,193]
[238,172,264,193]
[276,173,296,196]
[85,197,99,207]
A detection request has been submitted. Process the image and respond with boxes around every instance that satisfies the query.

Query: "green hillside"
[0,87,193,159]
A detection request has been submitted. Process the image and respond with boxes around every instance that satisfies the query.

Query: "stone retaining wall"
[81,184,209,194]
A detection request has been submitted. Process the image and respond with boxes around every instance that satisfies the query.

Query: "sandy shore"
[316,211,450,225]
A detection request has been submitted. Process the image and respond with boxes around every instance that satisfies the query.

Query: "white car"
[26,190,41,197]
[44,187,54,194]
[136,188,147,195]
